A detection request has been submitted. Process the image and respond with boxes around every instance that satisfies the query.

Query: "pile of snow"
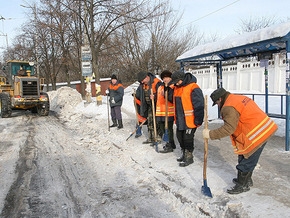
[48,87,83,115]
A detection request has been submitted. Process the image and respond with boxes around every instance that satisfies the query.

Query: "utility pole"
[81,3,93,103]
[0,16,9,50]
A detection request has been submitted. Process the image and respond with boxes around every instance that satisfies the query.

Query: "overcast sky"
[1,0,289,53]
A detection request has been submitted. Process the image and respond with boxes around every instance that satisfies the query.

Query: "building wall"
[43,78,112,96]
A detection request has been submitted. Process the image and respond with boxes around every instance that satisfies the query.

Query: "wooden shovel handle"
[151,89,158,140]
[203,95,209,180]
[165,85,168,129]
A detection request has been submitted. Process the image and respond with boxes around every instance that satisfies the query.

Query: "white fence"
[188,53,287,94]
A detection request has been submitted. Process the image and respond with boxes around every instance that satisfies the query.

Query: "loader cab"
[5,60,35,84]
[7,61,35,77]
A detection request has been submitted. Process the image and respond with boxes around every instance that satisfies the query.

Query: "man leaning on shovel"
[155,70,176,153]
[203,88,278,194]
[135,71,162,145]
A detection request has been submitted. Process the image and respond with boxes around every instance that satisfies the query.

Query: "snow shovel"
[126,119,147,141]
[162,85,169,143]
[201,95,213,198]
[151,89,159,152]
[107,93,110,131]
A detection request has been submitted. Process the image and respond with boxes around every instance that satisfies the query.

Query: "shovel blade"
[154,142,159,153]
[201,179,213,198]
[162,130,169,142]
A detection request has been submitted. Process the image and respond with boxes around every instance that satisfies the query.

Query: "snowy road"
[1,113,101,217]
[1,111,217,217]
[1,87,290,217]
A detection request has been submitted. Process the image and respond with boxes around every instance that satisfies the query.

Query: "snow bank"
[48,86,83,115]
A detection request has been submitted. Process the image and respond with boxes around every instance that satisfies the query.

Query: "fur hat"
[137,71,148,82]
[111,74,117,80]
[210,88,227,106]
[171,70,184,84]
[160,70,172,80]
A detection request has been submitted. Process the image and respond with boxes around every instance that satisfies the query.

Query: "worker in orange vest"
[107,74,124,129]
[135,72,162,144]
[203,88,278,194]
[172,70,204,167]
[156,70,176,153]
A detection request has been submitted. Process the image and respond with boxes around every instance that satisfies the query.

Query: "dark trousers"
[147,106,154,132]
[111,106,122,120]
[236,143,266,172]
[176,128,196,152]
[158,120,174,143]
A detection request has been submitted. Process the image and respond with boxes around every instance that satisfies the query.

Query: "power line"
[182,0,240,27]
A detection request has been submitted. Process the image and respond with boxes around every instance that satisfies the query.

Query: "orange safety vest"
[174,83,200,128]
[141,77,160,94]
[135,77,161,123]
[224,94,278,155]
[109,83,123,90]
[156,85,174,117]
[134,96,147,123]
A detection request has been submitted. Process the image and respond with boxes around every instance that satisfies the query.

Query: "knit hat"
[210,88,227,106]
[160,70,172,80]
[171,70,184,84]
[137,71,148,82]
[111,74,117,80]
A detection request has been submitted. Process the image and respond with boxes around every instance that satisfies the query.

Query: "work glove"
[203,129,210,139]
[111,97,115,104]
[131,88,136,95]
[105,89,109,95]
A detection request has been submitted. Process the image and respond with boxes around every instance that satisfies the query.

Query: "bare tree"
[36,0,84,90]
[113,2,202,81]
[3,0,203,93]
[235,15,277,34]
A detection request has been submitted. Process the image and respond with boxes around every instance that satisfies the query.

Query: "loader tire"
[37,92,50,116]
[0,92,12,118]
[31,106,38,113]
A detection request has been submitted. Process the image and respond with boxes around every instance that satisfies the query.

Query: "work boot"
[143,131,154,144]
[156,135,162,143]
[179,150,193,167]
[117,119,123,129]
[143,138,154,144]
[233,171,253,187]
[177,149,185,162]
[159,143,174,153]
[227,171,251,194]
[110,119,117,127]
[135,126,142,138]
